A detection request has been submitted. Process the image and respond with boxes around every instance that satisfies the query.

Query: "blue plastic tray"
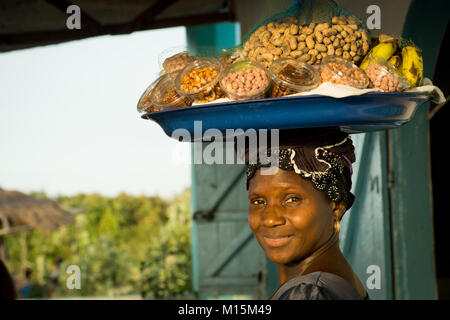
[142,92,431,141]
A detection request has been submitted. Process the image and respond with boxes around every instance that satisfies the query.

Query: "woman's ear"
[331,202,346,221]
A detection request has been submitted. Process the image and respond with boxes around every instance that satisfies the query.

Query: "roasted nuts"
[269,58,320,97]
[243,15,370,67]
[180,67,219,92]
[137,76,164,113]
[365,62,408,92]
[162,51,195,73]
[161,88,183,104]
[176,58,224,103]
[139,92,154,112]
[151,73,192,109]
[321,55,369,88]
[220,61,270,100]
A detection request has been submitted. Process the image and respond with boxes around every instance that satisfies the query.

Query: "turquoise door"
[188,23,266,299]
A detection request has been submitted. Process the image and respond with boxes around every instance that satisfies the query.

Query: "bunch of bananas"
[359,34,423,88]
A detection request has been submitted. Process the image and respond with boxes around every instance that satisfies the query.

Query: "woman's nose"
[262,205,285,227]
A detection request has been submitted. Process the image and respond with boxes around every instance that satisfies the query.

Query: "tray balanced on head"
[141,91,432,142]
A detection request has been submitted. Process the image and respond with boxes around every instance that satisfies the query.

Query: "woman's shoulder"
[271,271,369,300]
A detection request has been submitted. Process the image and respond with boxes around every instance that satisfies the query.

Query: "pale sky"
[0,27,192,199]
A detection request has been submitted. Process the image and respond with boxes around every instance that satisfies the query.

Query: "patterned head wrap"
[244,128,356,214]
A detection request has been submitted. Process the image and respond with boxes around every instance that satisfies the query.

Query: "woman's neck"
[277,230,344,285]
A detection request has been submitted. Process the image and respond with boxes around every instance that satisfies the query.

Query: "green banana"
[360,41,397,70]
[401,46,423,87]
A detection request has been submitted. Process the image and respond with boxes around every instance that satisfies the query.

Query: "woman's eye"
[251,199,265,205]
[285,196,302,204]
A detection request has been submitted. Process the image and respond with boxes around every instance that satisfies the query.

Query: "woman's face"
[248,168,339,265]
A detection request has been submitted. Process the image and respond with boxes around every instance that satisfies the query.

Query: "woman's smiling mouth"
[263,235,294,247]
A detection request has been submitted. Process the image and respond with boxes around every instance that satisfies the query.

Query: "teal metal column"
[387,0,449,300]
[186,23,240,52]
[186,22,240,295]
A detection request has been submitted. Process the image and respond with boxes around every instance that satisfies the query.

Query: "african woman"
[244,127,370,300]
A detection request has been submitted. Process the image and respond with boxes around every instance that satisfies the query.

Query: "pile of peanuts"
[365,63,406,92]
[221,67,269,99]
[243,15,370,68]
[163,52,195,73]
[321,59,369,88]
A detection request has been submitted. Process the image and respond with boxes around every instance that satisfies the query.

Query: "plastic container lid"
[269,58,320,97]
[150,72,192,110]
[158,46,195,74]
[175,57,223,103]
[364,55,409,92]
[220,60,270,101]
[137,76,163,113]
[321,55,370,89]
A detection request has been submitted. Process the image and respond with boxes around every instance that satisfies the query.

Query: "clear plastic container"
[269,58,320,97]
[313,64,324,86]
[150,72,192,110]
[364,55,409,92]
[321,55,370,89]
[219,60,270,101]
[158,46,195,74]
[175,57,223,103]
[219,47,245,69]
[137,76,163,113]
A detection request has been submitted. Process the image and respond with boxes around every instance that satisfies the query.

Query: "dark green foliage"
[4,188,192,299]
